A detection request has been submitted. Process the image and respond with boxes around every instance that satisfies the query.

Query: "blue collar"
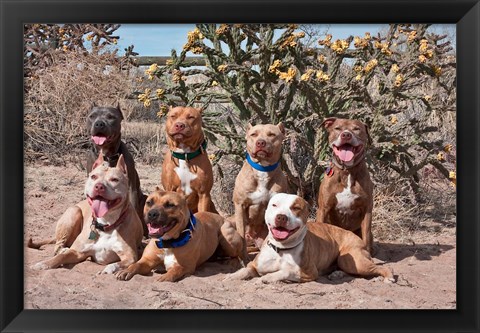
[155,213,197,248]
[245,153,280,172]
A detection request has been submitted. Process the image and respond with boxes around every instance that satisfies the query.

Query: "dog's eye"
[165,202,176,208]
[353,127,360,131]
[146,200,153,207]
[272,203,278,207]
[292,205,302,212]
[110,177,119,183]
[267,132,275,137]
[90,174,98,180]
[250,132,258,137]
[106,114,115,120]
[334,127,341,131]
[187,115,195,120]
[170,114,177,119]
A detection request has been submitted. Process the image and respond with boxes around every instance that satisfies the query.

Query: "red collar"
[92,208,129,232]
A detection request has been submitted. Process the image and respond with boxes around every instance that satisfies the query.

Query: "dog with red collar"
[227,193,394,283]
[29,153,143,274]
[316,117,375,254]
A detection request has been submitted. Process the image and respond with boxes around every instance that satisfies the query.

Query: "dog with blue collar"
[232,123,289,264]
[116,189,242,282]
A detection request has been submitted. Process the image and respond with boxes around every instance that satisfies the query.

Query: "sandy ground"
[24,162,456,309]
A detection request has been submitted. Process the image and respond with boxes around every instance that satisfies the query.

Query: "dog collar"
[171,140,207,161]
[267,239,301,253]
[155,213,197,249]
[89,208,128,240]
[246,153,280,172]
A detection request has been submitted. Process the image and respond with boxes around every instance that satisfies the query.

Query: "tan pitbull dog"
[233,123,289,263]
[227,193,394,283]
[161,106,216,213]
[30,154,143,274]
[316,117,375,253]
[115,190,242,282]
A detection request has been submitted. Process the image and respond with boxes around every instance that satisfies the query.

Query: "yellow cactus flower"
[143,99,151,108]
[407,30,417,42]
[208,154,216,161]
[390,115,398,124]
[364,32,371,40]
[157,105,169,118]
[86,34,93,41]
[317,54,327,63]
[211,80,218,86]
[215,24,229,35]
[364,59,378,74]
[394,74,404,87]
[316,70,330,82]
[354,36,369,48]
[268,60,282,74]
[353,65,363,73]
[418,54,427,63]
[112,38,118,45]
[278,67,297,83]
[318,34,332,47]
[166,59,174,66]
[437,152,445,161]
[217,64,228,72]
[355,74,363,81]
[424,95,432,102]
[294,31,305,38]
[444,144,453,153]
[288,24,299,29]
[425,49,434,59]
[300,68,315,81]
[432,65,442,77]
[280,34,297,49]
[191,46,204,54]
[449,170,456,187]
[331,39,350,54]
[391,64,400,73]
[419,39,429,53]
[62,45,68,52]
[156,89,165,98]
[172,69,183,83]
[137,88,151,103]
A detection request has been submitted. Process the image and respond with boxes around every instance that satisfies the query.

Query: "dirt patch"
[24,162,456,309]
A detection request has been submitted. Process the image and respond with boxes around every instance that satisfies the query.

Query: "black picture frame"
[1,0,479,332]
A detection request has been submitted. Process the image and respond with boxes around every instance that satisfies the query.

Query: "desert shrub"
[24,24,139,164]
[134,23,457,203]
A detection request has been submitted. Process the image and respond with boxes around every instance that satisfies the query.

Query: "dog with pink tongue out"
[316,117,375,254]
[226,193,394,283]
[30,153,144,275]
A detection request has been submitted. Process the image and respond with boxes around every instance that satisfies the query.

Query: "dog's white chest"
[84,229,122,264]
[336,175,359,214]
[174,159,197,196]
[157,249,177,270]
[256,242,303,277]
[248,170,272,204]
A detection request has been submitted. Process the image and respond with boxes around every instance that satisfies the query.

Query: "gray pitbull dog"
[86,104,147,236]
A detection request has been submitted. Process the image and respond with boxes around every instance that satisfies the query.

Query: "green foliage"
[136,23,456,200]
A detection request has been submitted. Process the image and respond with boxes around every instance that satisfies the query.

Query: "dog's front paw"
[31,262,49,271]
[97,263,120,275]
[115,269,136,281]
[224,268,251,281]
[260,275,284,284]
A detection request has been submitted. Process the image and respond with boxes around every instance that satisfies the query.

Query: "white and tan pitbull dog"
[30,154,143,274]
[115,190,242,282]
[227,193,394,283]
[233,123,288,263]
[316,117,375,253]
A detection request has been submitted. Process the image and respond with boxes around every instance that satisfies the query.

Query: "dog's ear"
[277,122,286,135]
[364,122,373,145]
[321,117,337,129]
[92,153,105,170]
[116,154,128,176]
[115,102,124,120]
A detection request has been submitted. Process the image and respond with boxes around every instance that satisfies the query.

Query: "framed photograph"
[1,0,479,332]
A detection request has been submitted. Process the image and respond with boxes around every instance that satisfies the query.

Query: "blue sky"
[114,24,455,57]
[115,24,386,56]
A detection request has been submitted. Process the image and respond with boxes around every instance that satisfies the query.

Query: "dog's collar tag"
[325,162,334,177]
[155,213,197,249]
[246,153,280,172]
[88,224,99,241]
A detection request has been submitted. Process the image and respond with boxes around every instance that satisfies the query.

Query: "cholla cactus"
[138,23,456,201]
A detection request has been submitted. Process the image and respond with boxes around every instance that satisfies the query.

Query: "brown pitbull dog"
[30,154,144,274]
[86,104,147,236]
[227,193,394,283]
[233,123,289,264]
[115,190,242,282]
[161,106,216,213]
[316,117,374,253]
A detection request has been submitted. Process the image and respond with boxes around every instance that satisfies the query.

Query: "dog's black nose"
[147,209,160,221]
[94,121,106,129]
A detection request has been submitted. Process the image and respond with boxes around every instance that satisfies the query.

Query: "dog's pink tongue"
[148,224,163,236]
[92,136,107,145]
[334,146,355,162]
[91,199,109,218]
[271,227,290,240]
